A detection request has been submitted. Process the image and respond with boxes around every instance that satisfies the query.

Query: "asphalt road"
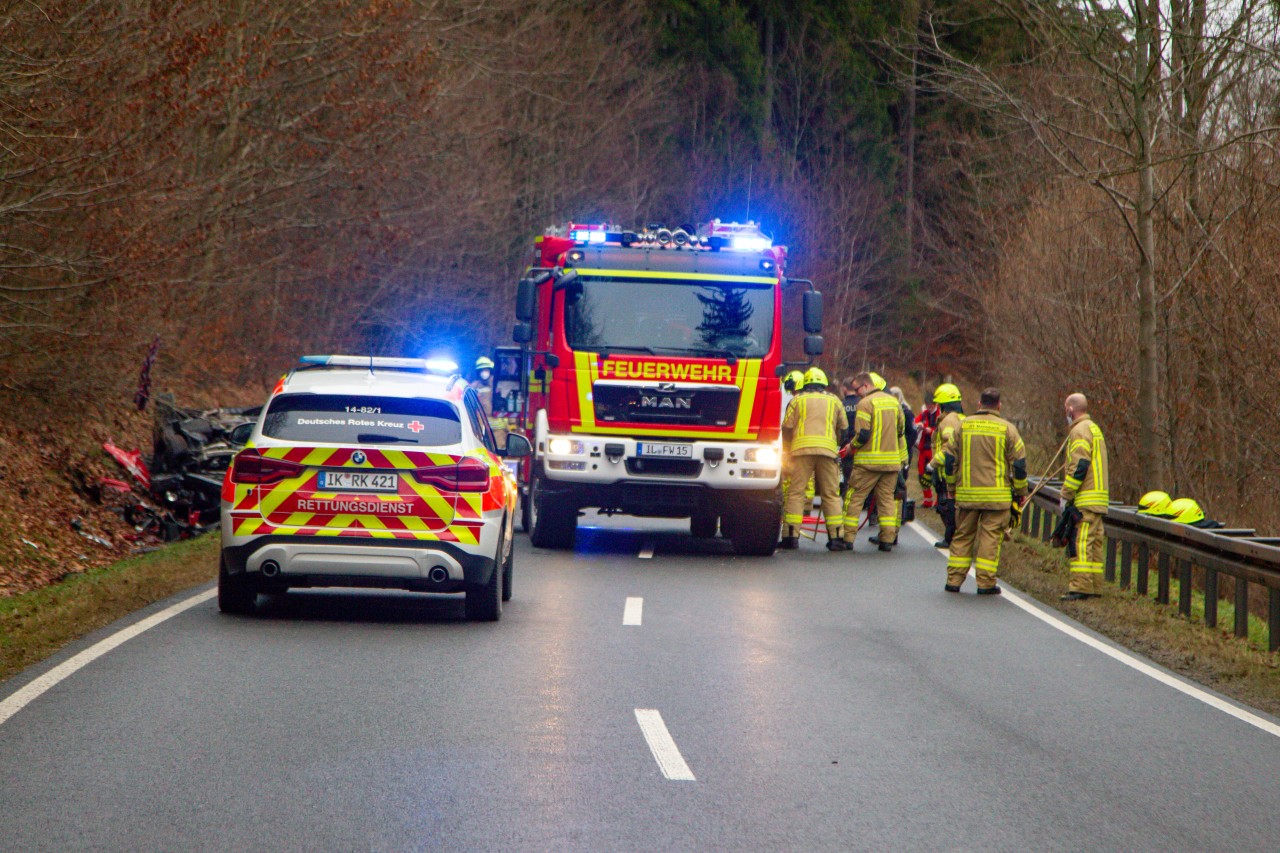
[4,517,1280,851]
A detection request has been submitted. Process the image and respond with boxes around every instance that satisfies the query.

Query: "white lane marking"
[635,708,696,781]
[907,521,1280,738]
[0,587,216,729]
[623,597,644,626]
[639,540,655,559]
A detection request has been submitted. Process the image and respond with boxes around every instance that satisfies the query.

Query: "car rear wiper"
[356,433,417,444]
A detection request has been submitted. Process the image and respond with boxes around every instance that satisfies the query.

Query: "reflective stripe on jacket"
[953,410,1027,509]
[1061,415,1108,509]
[851,390,905,471]
[783,391,847,457]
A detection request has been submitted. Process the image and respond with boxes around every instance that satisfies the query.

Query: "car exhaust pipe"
[261,560,280,578]
[429,566,449,583]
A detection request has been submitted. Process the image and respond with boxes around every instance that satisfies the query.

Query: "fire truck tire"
[690,511,718,539]
[217,554,257,615]
[528,469,576,550]
[727,500,781,556]
[519,491,531,533]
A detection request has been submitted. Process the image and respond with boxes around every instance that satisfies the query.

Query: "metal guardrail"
[1022,479,1280,652]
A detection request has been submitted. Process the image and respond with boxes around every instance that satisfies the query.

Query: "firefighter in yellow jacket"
[841,372,907,551]
[1059,392,1108,600]
[944,387,1027,594]
[780,367,848,551]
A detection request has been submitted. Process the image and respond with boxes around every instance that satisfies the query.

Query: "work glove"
[924,460,934,473]
[1009,499,1023,528]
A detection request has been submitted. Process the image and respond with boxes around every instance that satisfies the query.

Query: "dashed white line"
[638,540,655,559]
[623,597,644,626]
[635,708,696,781]
[906,519,1280,739]
[0,587,216,729]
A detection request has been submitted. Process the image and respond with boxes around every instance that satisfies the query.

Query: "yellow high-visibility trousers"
[841,467,899,545]
[1068,508,1105,595]
[946,507,1010,590]
[782,455,843,539]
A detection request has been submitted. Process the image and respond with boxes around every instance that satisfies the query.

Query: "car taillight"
[230,449,304,485]
[412,458,490,492]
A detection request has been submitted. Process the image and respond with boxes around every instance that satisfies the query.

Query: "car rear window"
[261,393,462,446]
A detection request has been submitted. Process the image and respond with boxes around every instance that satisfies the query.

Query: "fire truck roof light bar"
[553,219,778,254]
[299,355,460,375]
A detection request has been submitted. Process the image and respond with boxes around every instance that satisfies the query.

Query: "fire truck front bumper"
[538,432,781,489]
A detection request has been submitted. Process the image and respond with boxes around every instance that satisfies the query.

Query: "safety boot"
[826,539,849,551]
[778,536,800,550]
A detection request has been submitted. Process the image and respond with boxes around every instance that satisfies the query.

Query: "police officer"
[944,387,1027,594]
[928,383,965,548]
[780,367,848,550]
[841,372,906,552]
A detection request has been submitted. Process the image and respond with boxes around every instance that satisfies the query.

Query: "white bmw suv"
[218,356,530,621]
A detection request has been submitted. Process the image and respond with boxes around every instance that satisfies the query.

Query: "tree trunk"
[1134,0,1162,487]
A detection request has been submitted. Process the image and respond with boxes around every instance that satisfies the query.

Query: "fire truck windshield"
[563,276,774,358]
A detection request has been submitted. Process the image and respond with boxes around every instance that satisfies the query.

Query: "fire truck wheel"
[690,511,718,539]
[727,500,781,556]
[519,491,531,533]
[528,470,577,550]
[217,554,257,615]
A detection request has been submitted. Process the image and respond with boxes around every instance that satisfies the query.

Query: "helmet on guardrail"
[784,369,805,392]
[1168,497,1205,525]
[933,383,962,404]
[803,367,829,388]
[1137,490,1172,516]
[868,372,887,391]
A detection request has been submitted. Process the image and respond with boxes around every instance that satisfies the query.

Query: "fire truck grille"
[593,383,740,426]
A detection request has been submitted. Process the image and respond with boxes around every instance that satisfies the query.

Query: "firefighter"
[780,369,812,517]
[915,398,940,508]
[780,367,848,550]
[841,372,906,552]
[928,383,965,548]
[944,387,1027,594]
[1058,393,1108,601]
[471,356,495,415]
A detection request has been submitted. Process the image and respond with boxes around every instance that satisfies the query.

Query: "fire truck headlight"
[548,438,584,455]
[746,447,779,465]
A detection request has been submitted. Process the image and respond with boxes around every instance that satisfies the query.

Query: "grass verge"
[0,535,217,684]
[912,506,1280,718]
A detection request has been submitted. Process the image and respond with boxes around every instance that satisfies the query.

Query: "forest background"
[3,0,1280,590]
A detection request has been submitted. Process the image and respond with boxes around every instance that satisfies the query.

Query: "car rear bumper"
[220,535,497,590]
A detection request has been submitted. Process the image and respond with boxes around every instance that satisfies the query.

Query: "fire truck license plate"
[637,442,693,459]
[318,470,400,492]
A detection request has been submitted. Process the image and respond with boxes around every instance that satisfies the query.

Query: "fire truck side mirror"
[804,335,824,356]
[504,433,533,458]
[513,322,533,344]
[803,290,823,334]
[515,278,537,322]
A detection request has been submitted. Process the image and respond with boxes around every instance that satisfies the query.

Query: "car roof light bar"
[298,355,459,375]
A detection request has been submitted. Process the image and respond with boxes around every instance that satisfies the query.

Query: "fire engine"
[504,220,824,555]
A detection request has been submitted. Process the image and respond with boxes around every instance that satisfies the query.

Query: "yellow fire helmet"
[804,367,829,388]
[1137,490,1171,516]
[933,383,962,404]
[475,356,495,370]
[869,371,887,391]
[1168,497,1205,525]
[784,369,805,391]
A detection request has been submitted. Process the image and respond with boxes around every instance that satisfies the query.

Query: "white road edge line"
[623,596,644,626]
[0,587,216,729]
[907,519,1280,738]
[639,540,655,559]
[635,708,696,781]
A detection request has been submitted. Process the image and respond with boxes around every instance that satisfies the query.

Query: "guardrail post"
[1041,509,1053,542]
[1236,578,1249,639]
[1205,568,1218,628]
[1120,541,1132,589]
[1137,542,1150,596]
[1157,551,1171,605]
[1178,560,1192,616]
[1105,536,1117,584]
[1270,589,1280,653]
[1029,504,1040,537]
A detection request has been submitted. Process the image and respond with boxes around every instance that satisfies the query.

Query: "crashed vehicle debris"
[103,393,260,541]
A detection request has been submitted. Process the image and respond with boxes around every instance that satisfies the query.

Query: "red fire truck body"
[510,222,822,555]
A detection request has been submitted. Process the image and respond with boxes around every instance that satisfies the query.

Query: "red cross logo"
[407,420,424,433]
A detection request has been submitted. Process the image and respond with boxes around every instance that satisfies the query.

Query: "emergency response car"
[218,356,529,620]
